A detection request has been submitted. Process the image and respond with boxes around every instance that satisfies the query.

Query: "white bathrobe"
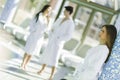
[40,17,75,67]
[24,13,48,55]
[70,45,109,80]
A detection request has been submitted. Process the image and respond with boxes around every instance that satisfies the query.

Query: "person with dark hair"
[37,6,75,80]
[35,5,51,23]
[64,6,73,14]
[20,4,52,70]
[98,28,120,80]
[62,25,117,80]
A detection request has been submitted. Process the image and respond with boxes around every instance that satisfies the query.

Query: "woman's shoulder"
[94,45,109,52]
[89,45,108,51]
[39,13,43,18]
[38,13,46,22]
[97,45,108,48]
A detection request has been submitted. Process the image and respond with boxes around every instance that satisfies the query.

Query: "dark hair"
[35,4,51,22]
[102,25,117,63]
[65,6,73,14]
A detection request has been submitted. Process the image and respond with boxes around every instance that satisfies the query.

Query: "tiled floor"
[0,29,73,80]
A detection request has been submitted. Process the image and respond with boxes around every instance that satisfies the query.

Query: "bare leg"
[49,66,56,80]
[37,64,46,74]
[20,53,31,70]
[23,55,31,69]
[21,53,27,68]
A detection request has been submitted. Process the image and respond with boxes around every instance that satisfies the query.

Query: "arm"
[29,18,36,32]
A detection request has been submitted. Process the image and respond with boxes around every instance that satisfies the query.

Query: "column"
[0,0,20,24]
[49,0,57,8]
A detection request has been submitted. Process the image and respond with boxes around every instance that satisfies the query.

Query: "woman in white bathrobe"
[63,25,117,80]
[37,6,75,80]
[20,5,52,70]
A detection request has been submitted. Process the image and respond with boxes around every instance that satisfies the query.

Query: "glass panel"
[12,0,38,26]
[0,0,6,15]
[13,0,49,27]
[74,6,92,40]
[87,0,120,10]
[84,12,110,46]
[49,0,63,26]
[92,0,113,9]
[119,0,120,9]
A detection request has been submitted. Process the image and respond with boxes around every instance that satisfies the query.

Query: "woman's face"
[45,7,52,15]
[64,9,69,16]
[99,26,107,44]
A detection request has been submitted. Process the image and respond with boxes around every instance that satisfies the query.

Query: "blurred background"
[0,0,120,80]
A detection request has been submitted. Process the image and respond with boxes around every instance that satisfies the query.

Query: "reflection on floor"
[0,57,72,80]
[0,29,73,80]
